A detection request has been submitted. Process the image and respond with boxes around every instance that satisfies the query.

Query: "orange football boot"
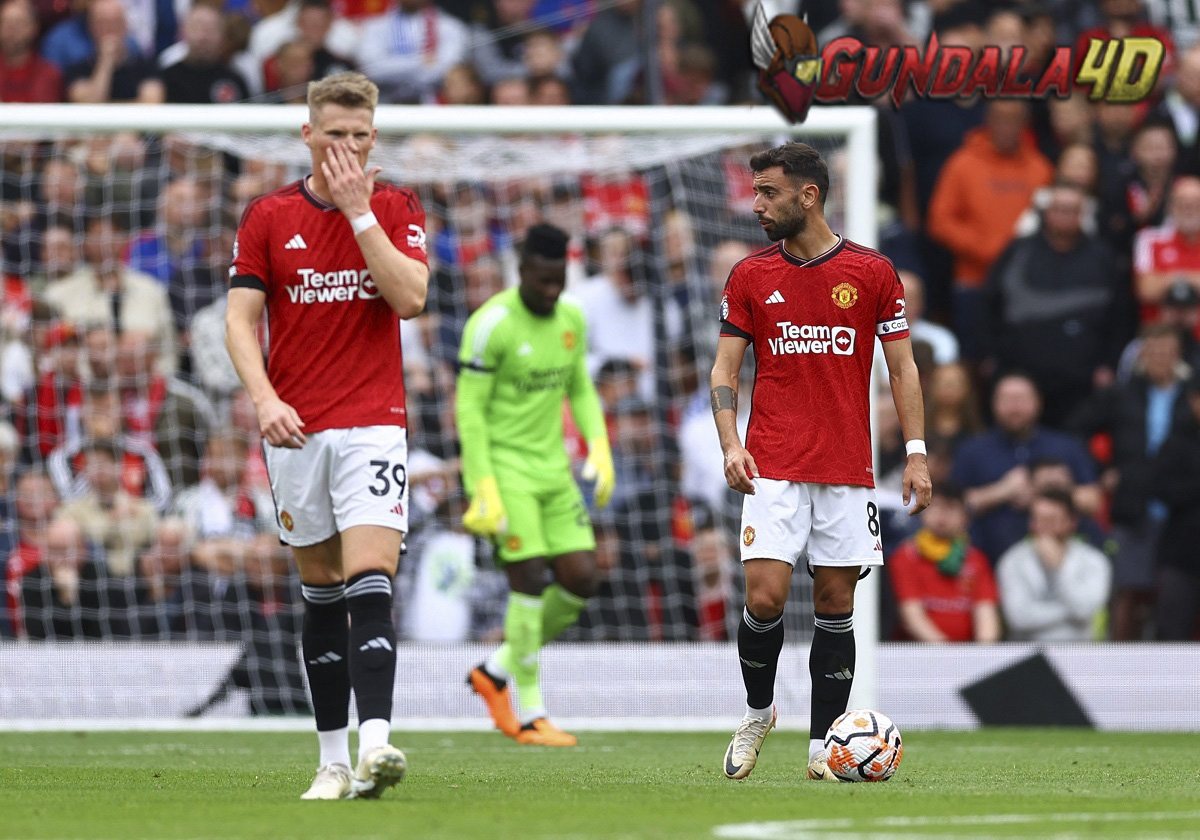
[515,718,578,747]
[467,665,520,737]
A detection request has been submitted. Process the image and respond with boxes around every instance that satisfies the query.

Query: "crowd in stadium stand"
[3,0,1200,665]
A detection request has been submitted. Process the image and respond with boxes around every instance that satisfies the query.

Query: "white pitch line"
[714,809,1200,839]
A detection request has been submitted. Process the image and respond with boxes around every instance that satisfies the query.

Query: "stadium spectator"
[4,469,60,630]
[1154,43,1200,170]
[995,489,1112,642]
[46,379,174,513]
[20,515,134,639]
[489,74,529,105]
[1069,324,1191,639]
[573,227,683,402]
[952,373,1101,565]
[1150,372,1200,639]
[132,516,218,639]
[258,40,314,103]
[63,0,163,104]
[887,483,1000,643]
[432,252,503,366]
[1103,116,1178,261]
[900,269,958,366]
[571,0,646,104]
[356,0,469,104]
[529,72,569,105]
[40,0,139,73]
[247,0,357,76]
[521,28,568,83]
[686,504,736,642]
[0,0,62,102]
[925,361,982,457]
[0,422,17,559]
[112,330,216,491]
[927,99,1055,357]
[159,3,249,105]
[127,177,211,286]
[260,0,355,92]
[43,215,178,377]
[1133,175,1200,324]
[55,437,158,577]
[978,181,1128,428]
[1117,279,1200,379]
[468,0,538,87]
[16,319,82,460]
[439,61,486,105]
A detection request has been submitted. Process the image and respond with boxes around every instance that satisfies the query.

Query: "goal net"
[0,104,878,726]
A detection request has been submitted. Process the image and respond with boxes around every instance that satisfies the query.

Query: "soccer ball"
[823,709,903,782]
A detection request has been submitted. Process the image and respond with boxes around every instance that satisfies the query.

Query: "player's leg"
[543,487,600,645]
[264,435,353,800]
[468,485,549,738]
[805,484,884,781]
[806,565,860,780]
[725,479,806,780]
[330,426,410,798]
[340,524,405,797]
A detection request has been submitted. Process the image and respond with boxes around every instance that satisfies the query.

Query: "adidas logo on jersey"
[284,234,308,250]
[769,322,856,356]
[765,290,785,304]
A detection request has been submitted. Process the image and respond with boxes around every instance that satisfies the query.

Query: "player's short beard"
[764,205,806,242]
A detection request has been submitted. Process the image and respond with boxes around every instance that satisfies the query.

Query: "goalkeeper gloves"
[582,437,615,509]
[463,475,507,537]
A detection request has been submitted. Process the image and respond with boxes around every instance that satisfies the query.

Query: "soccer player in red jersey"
[225,72,429,800]
[711,142,932,781]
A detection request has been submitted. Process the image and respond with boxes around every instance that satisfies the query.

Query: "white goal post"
[0,103,879,729]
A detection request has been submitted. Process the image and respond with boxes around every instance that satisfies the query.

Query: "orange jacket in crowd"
[926,127,1054,289]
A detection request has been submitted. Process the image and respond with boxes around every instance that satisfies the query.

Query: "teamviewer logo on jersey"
[769,322,855,356]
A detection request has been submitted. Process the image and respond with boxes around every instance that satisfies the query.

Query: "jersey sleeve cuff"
[230,274,267,292]
[458,360,496,373]
[719,320,752,341]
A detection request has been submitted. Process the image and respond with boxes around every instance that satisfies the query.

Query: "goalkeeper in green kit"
[457,223,615,746]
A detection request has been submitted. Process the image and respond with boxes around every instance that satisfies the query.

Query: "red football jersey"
[720,238,909,487]
[887,539,998,642]
[1133,224,1200,333]
[230,178,428,433]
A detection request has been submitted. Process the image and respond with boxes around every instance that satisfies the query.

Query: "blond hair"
[307,71,379,115]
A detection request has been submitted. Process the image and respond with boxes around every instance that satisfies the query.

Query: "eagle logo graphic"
[751,1,822,124]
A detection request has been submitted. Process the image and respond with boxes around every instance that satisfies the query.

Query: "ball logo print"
[830,282,857,309]
[824,708,904,782]
[750,1,822,125]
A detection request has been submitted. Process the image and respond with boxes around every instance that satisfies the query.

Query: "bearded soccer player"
[457,223,615,746]
[225,72,428,800]
[712,142,932,781]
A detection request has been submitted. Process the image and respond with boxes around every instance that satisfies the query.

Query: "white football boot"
[723,706,777,780]
[347,745,407,799]
[300,763,353,800]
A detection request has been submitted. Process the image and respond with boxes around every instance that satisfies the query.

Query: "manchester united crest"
[563,331,576,350]
[831,282,858,309]
[280,511,294,531]
[505,535,523,552]
[743,525,756,547]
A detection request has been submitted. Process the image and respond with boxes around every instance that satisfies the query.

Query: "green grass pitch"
[2,729,1199,839]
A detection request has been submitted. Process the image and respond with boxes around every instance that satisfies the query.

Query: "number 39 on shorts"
[369,459,407,498]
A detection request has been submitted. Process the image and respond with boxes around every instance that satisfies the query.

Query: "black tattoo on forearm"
[711,385,737,415]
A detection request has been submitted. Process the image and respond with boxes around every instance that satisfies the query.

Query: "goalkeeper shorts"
[496,478,595,563]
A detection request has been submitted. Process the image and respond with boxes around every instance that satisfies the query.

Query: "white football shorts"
[263,425,409,547]
[739,479,884,568]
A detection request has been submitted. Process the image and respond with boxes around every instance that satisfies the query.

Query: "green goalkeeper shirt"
[456,287,607,494]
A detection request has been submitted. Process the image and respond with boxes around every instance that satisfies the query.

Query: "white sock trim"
[358,718,390,763]
[809,737,825,761]
[746,703,774,721]
[316,726,351,769]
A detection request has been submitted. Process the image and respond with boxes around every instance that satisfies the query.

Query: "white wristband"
[905,439,927,457]
[350,211,378,235]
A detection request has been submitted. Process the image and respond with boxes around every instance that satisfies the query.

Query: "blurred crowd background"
[4,0,1200,712]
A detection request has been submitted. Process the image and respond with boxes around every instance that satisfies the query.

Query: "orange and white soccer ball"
[824,709,903,782]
